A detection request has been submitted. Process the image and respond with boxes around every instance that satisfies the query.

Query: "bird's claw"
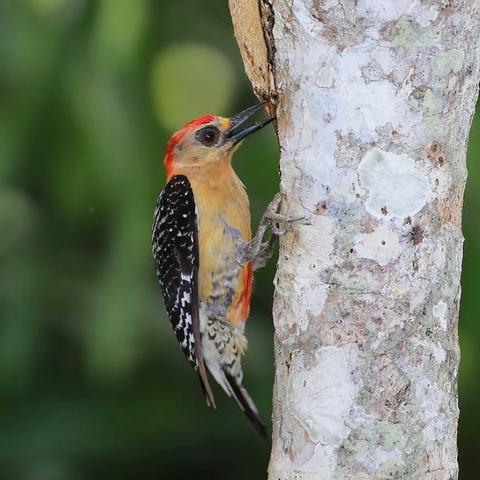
[267,212,305,236]
[263,193,307,236]
[271,222,287,236]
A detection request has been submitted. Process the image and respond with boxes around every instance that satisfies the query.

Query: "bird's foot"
[262,193,305,236]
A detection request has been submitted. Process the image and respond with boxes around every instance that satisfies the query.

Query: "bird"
[151,103,287,437]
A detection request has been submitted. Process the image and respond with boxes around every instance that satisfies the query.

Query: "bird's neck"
[178,163,249,220]
[174,162,245,192]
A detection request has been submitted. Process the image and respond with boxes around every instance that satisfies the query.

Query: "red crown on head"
[164,114,216,180]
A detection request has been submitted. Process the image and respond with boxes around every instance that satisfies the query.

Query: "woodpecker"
[152,104,286,437]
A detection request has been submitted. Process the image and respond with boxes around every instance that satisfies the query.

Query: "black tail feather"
[196,360,216,408]
[224,372,267,439]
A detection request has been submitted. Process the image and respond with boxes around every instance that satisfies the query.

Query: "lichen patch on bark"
[358,148,431,219]
[353,225,402,266]
[288,347,355,446]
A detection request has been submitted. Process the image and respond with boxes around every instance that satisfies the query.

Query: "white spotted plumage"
[152,175,213,405]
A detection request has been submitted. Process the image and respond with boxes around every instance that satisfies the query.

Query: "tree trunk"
[229,1,480,479]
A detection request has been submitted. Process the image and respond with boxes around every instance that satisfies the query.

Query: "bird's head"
[163,104,274,180]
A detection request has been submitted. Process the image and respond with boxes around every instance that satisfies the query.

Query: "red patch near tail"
[238,262,253,320]
[163,114,216,181]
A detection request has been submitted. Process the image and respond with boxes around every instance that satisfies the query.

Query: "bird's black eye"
[196,126,220,147]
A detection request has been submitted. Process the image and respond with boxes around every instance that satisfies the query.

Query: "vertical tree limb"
[229,0,277,115]
[229,1,480,478]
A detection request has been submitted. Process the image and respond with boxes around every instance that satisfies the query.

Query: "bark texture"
[229,1,480,479]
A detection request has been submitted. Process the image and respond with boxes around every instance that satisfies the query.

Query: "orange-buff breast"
[185,164,252,325]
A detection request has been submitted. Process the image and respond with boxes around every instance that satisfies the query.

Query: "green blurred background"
[0,1,478,479]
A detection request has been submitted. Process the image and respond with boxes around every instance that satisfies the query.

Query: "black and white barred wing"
[152,174,214,407]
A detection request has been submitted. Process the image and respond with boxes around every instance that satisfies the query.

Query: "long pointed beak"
[225,103,275,145]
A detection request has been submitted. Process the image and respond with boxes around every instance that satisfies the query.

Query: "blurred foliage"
[0,1,478,479]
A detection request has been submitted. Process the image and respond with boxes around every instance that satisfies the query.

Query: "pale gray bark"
[229,1,480,478]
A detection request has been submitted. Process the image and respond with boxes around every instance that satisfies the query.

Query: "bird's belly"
[198,215,252,325]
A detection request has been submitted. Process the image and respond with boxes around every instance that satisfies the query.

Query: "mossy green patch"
[431,49,465,77]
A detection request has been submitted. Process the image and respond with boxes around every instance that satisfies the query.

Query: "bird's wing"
[152,174,215,407]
